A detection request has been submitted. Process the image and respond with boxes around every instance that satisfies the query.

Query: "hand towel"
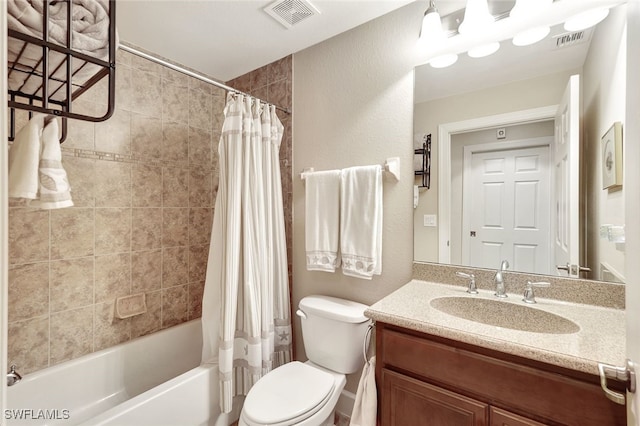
[340,165,383,279]
[350,356,377,426]
[8,113,46,200]
[305,170,341,272]
[30,118,74,210]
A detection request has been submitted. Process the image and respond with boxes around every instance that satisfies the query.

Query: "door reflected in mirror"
[413,5,627,283]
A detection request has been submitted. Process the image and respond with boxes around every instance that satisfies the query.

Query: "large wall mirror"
[413,3,627,283]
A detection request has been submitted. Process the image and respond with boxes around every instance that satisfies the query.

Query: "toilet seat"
[242,361,336,426]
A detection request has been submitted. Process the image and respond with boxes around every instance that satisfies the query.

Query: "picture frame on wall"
[601,122,623,189]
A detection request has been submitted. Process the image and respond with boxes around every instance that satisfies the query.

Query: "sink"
[430,297,580,334]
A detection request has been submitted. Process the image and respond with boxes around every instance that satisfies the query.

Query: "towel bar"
[300,157,400,181]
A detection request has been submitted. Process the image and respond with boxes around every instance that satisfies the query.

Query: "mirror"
[413,4,627,283]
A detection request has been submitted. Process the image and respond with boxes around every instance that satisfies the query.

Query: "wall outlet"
[423,214,437,227]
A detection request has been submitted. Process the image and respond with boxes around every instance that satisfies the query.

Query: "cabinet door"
[490,407,547,426]
[382,369,489,426]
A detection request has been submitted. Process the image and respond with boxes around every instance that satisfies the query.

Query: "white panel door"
[553,75,581,277]
[464,145,550,274]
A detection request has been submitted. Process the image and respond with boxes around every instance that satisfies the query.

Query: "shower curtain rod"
[118,44,292,115]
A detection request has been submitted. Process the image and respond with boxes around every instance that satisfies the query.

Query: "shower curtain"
[201,93,292,413]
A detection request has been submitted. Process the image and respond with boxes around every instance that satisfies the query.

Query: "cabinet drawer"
[490,407,547,426]
[379,327,625,426]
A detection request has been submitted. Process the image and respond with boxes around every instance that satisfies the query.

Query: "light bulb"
[430,54,459,68]
[458,0,494,35]
[468,42,500,58]
[564,7,610,31]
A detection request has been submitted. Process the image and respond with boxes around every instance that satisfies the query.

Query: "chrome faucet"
[455,271,478,294]
[494,260,509,298]
[7,365,22,387]
[523,281,551,304]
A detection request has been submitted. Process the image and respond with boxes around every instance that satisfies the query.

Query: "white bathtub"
[5,320,238,426]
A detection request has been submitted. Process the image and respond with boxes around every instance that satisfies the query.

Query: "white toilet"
[239,295,371,426]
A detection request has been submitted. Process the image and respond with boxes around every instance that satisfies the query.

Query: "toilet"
[239,295,371,426]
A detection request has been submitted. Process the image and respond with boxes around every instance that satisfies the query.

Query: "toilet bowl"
[239,295,370,426]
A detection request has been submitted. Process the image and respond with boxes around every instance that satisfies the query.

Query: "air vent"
[553,29,592,49]
[264,0,320,29]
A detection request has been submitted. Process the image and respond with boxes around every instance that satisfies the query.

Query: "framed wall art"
[601,121,623,189]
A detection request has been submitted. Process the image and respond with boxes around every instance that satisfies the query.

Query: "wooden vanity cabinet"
[376,323,626,426]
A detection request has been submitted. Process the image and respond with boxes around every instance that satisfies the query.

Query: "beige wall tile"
[131,208,162,251]
[132,164,162,208]
[162,285,188,328]
[211,95,226,135]
[189,89,212,131]
[8,263,49,322]
[268,55,292,83]
[189,169,212,208]
[130,69,162,118]
[64,100,96,150]
[116,65,134,113]
[51,208,94,260]
[94,302,131,351]
[95,208,132,255]
[162,67,189,88]
[50,307,94,365]
[162,167,189,207]
[131,290,161,338]
[64,156,96,208]
[163,122,189,164]
[131,114,163,159]
[189,127,212,166]
[189,208,212,246]
[132,249,162,293]
[189,244,209,283]
[8,317,49,375]
[95,107,131,155]
[95,253,131,303]
[162,246,188,288]
[162,208,189,247]
[50,257,94,313]
[131,54,162,75]
[189,76,213,95]
[188,281,205,320]
[95,161,131,208]
[163,83,190,125]
[9,209,49,265]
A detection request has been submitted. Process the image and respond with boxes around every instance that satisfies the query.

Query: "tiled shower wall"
[7,50,293,375]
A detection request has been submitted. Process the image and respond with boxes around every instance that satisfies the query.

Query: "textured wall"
[292,3,419,391]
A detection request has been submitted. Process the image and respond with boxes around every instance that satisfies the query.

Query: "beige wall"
[413,68,580,263]
[7,50,293,376]
[583,5,626,282]
[292,3,420,389]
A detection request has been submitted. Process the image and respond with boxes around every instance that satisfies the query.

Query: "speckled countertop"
[365,280,626,376]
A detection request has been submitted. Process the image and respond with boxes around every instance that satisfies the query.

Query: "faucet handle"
[456,271,478,294]
[523,281,550,304]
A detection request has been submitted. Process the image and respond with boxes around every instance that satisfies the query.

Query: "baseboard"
[335,390,355,425]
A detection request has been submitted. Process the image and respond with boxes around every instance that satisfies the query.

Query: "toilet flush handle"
[296,309,307,320]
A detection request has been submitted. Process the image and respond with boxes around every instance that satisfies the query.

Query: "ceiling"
[116,0,414,82]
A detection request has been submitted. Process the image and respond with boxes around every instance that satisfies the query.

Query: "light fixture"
[429,53,459,68]
[510,0,553,46]
[564,7,610,31]
[418,1,445,49]
[468,42,500,58]
[458,0,495,35]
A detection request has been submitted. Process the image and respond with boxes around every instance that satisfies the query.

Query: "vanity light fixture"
[418,1,460,68]
[458,0,500,58]
[564,7,610,31]
[510,0,552,46]
[429,53,459,68]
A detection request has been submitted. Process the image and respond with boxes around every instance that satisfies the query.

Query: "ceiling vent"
[264,0,320,29]
[553,29,593,49]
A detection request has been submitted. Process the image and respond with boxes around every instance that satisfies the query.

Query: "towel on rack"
[305,170,341,272]
[9,115,73,209]
[8,0,116,101]
[340,165,383,279]
[350,356,377,426]
[8,114,46,200]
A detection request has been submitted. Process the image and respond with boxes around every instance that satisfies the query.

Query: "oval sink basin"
[430,297,580,334]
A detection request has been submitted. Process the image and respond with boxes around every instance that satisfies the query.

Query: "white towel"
[350,356,377,426]
[340,165,383,279]
[9,115,73,209]
[31,118,74,209]
[305,170,341,272]
[8,114,46,200]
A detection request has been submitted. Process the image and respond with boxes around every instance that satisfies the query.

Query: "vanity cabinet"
[376,323,626,426]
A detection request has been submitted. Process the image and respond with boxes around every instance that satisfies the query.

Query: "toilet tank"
[297,295,371,374]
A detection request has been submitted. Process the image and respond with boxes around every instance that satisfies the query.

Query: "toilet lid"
[243,361,336,425]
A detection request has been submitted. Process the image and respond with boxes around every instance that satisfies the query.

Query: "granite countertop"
[365,279,626,376]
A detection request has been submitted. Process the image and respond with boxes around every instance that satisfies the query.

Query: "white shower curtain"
[201,93,292,413]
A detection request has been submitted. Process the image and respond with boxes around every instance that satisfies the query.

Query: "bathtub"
[5,320,239,426]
